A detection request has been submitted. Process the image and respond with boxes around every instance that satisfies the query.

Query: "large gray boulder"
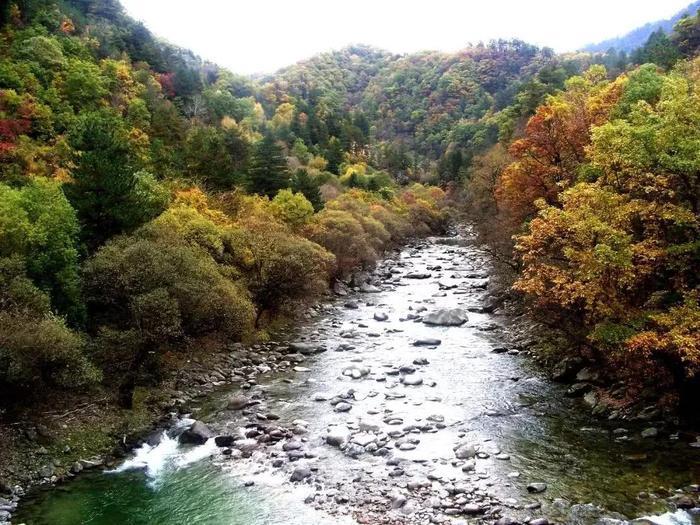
[180,421,213,445]
[422,308,468,326]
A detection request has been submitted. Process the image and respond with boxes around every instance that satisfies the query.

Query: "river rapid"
[14,225,700,525]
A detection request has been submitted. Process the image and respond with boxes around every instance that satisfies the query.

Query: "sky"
[120,0,694,75]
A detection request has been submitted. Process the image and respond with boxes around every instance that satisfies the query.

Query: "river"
[14,225,700,524]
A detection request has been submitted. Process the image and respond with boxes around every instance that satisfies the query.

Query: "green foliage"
[271,189,314,230]
[66,109,168,245]
[0,178,83,322]
[246,133,289,197]
[290,168,323,211]
[0,258,98,395]
[501,57,700,405]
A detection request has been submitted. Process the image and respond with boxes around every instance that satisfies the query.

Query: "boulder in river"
[227,395,252,410]
[289,467,312,482]
[454,443,477,459]
[180,421,213,445]
[413,338,441,346]
[214,435,236,447]
[287,342,324,355]
[422,308,468,326]
[374,312,389,322]
[527,482,548,493]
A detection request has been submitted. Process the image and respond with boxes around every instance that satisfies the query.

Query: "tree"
[632,30,680,69]
[289,169,323,211]
[672,9,700,58]
[0,258,98,398]
[65,109,168,246]
[246,133,289,198]
[324,136,344,174]
[271,189,314,230]
[496,67,623,224]
[84,206,256,407]
[0,178,83,323]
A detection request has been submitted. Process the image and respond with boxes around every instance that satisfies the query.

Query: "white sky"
[120,0,694,75]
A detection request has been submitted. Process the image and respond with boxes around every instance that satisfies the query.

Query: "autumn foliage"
[494,60,700,408]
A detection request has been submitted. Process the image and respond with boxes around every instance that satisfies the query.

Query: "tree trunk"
[117,344,148,409]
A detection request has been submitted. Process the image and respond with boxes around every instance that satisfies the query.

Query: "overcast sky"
[120,0,694,75]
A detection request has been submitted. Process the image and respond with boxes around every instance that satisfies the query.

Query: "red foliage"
[0,118,30,157]
[157,72,176,98]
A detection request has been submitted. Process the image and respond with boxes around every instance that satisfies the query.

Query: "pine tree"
[246,133,290,198]
[291,168,323,211]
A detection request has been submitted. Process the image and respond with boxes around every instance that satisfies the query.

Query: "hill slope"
[584,0,700,52]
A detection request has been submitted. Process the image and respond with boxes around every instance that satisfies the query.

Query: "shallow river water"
[15,226,700,525]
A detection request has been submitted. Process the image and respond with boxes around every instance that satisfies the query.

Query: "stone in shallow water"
[287,342,324,355]
[374,312,389,322]
[422,308,469,326]
[454,443,477,459]
[413,338,442,346]
[527,482,547,493]
[334,402,353,412]
[289,467,312,482]
[180,421,213,445]
[402,375,423,386]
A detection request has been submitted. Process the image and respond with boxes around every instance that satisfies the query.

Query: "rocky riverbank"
[8,225,700,525]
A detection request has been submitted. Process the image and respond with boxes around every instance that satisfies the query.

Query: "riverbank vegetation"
[465,14,700,415]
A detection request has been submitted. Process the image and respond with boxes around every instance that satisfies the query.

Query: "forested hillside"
[1,0,699,420]
[584,1,700,53]
[0,0,448,410]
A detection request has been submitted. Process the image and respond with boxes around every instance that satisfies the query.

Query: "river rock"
[326,431,349,447]
[290,467,312,482]
[641,427,658,438]
[551,357,585,382]
[227,395,251,410]
[180,421,213,445]
[334,402,353,412]
[402,375,423,386]
[527,482,548,493]
[422,308,468,326]
[333,281,349,296]
[413,338,442,346]
[288,342,324,355]
[214,435,236,447]
[405,272,431,279]
[374,312,389,322]
[454,443,477,459]
[343,365,370,379]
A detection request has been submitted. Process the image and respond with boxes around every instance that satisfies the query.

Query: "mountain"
[583,0,700,52]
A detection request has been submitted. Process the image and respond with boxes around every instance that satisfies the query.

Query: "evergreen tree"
[325,136,344,175]
[291,169,323,211]
[632,29,680,69]
[246,133,290,198]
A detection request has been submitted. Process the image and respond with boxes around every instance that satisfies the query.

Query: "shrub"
[305,209,376,275]
[229,222,334,324]
[271,189,314,231]
[0,259,98,396]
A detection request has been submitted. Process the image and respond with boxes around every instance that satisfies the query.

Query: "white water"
[637,510,696,525]
[106,426,218,487]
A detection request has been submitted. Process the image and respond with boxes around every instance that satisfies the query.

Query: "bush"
[0,178,83,323]
[271,189,314,231]
[0,259,98,396]
[229,222,334,324]
[305,209,376,275]
[84,234,254,340]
